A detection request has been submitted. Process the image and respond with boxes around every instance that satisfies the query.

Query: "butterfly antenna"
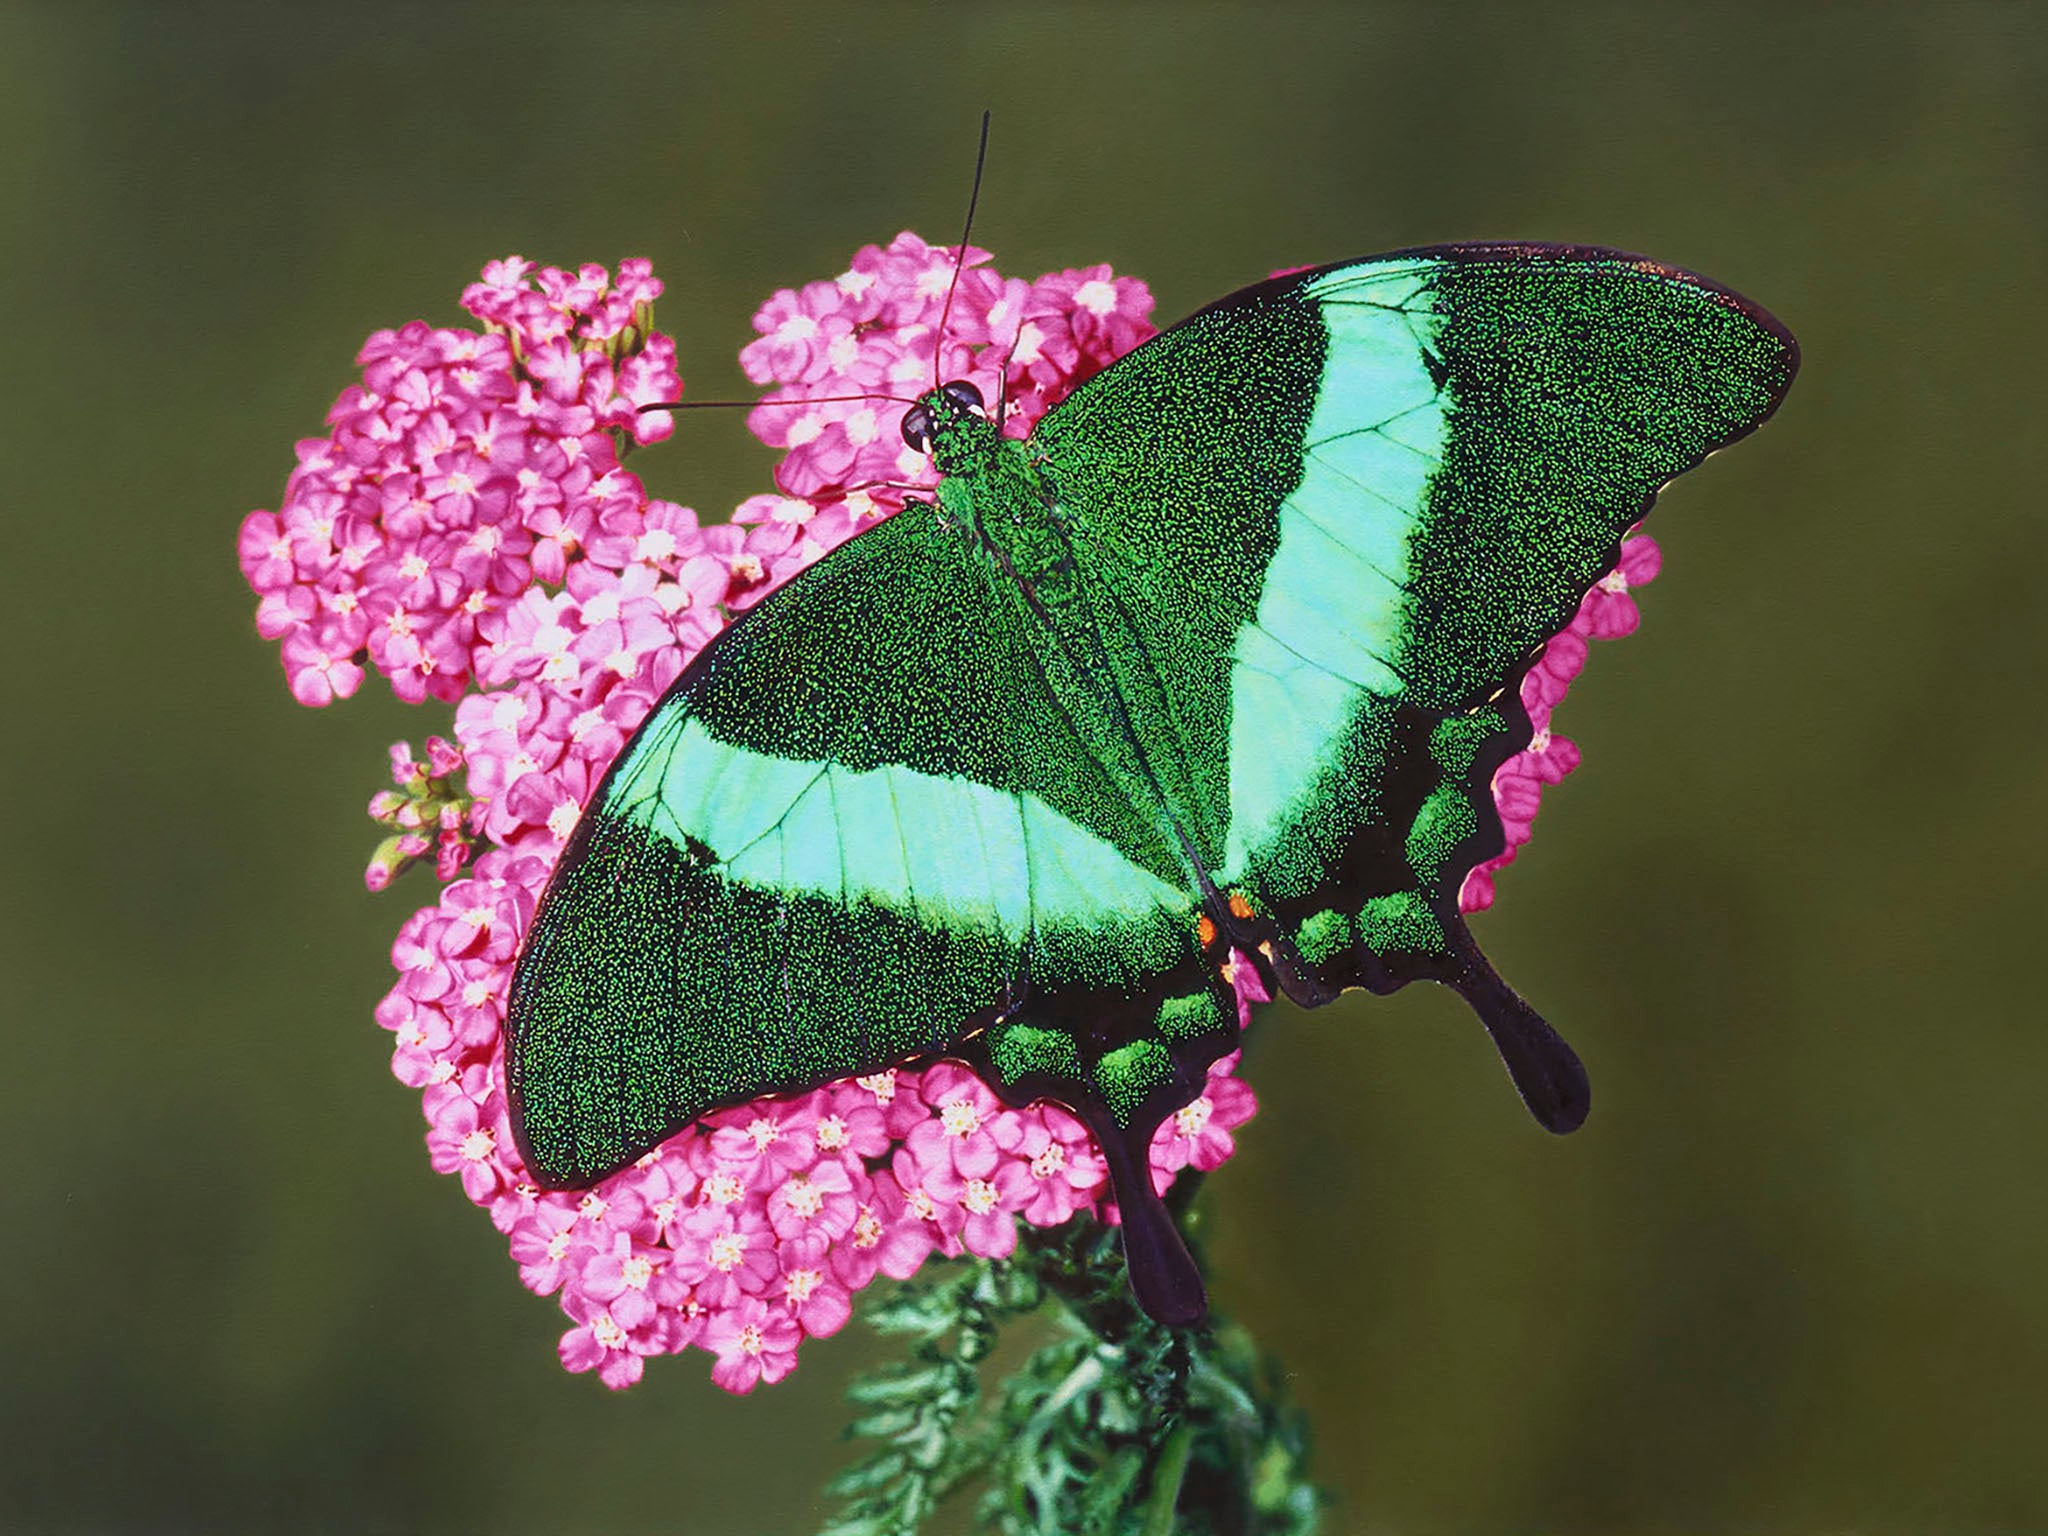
[992,323,1026,434]
[636,391,922,414]
[933,109,993,393]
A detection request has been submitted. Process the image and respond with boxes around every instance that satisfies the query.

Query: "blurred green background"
[4,2,2044,1530]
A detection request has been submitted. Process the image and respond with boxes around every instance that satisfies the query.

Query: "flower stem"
[1142,1420,1197,1536]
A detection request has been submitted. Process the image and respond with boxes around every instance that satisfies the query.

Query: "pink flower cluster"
[239,234,1654,1392]
[236,257,685,709]
[1460,532,1661,912]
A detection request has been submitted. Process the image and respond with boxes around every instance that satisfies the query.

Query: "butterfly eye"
[901,403,933,452]
[941,379,985,412]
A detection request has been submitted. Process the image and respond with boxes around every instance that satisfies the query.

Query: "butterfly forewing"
[504,500,1221,1191]
[1030,243,1795,1094]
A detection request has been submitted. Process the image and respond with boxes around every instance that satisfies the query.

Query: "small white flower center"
[1174,1098,1214,1137]
[1031,1144,1066,1179]
[704,1172,745,1206]
[1075,279,1117,315]
[709,1231,748,1271]
[816,1115,848,1151]
[547,798,581,840]
[460,1128,495,1162]
[785,1268,821,1305]
[962,1179,999,1216]
[940,1099,982,1139]
[592,1311,627,1350]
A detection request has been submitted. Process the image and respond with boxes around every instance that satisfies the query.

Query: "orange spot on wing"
[1196,914,1217,947]
[1227,892,1255,920]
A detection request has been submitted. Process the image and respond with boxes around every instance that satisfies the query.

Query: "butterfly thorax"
[920,401,1081,609]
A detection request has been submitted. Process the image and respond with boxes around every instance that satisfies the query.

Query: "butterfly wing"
[505,500,1231,1200]
[1029,243,1798,1127]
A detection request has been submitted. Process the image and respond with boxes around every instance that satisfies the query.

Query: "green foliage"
[820,1212,1320,1536]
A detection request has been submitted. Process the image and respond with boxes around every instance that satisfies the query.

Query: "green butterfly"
[506,243,1798,1325]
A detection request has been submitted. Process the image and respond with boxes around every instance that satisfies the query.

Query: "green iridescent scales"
[505,244,1798,1324]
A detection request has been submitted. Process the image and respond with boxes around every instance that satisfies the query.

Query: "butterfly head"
[901,379,994,472]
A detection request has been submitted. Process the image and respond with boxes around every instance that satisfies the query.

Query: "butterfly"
[504,241,1799,1326]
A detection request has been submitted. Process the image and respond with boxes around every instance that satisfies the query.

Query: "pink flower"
[766,1157,861,1243]
[776,1234,855,1338]
[576,1231,689,1330]
[558,1282,682,1391]
[831,1172,939,1291]
[508,1201,592,1296]
[998,1108,1108,1227]
[279,629,363,707]
[425,1090,513,1205]
[904,1063,1005,1180]
[670,1202,779,1309]
[1149,1055,1259,1191]
[1462,532,1659,912]
[703,1295,802,1394]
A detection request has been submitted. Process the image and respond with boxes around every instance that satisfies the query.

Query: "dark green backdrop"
[4,3,2044,1530]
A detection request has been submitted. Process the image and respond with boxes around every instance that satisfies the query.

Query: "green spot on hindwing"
[1358,891,1445,955]
[1155,989,1229,1042]
[1095,1039,1174,1127]
[1295,907,1355,966]
[1406,782,1478,878]
[988,1021,1082,1085]
[1430,707,1506,775]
